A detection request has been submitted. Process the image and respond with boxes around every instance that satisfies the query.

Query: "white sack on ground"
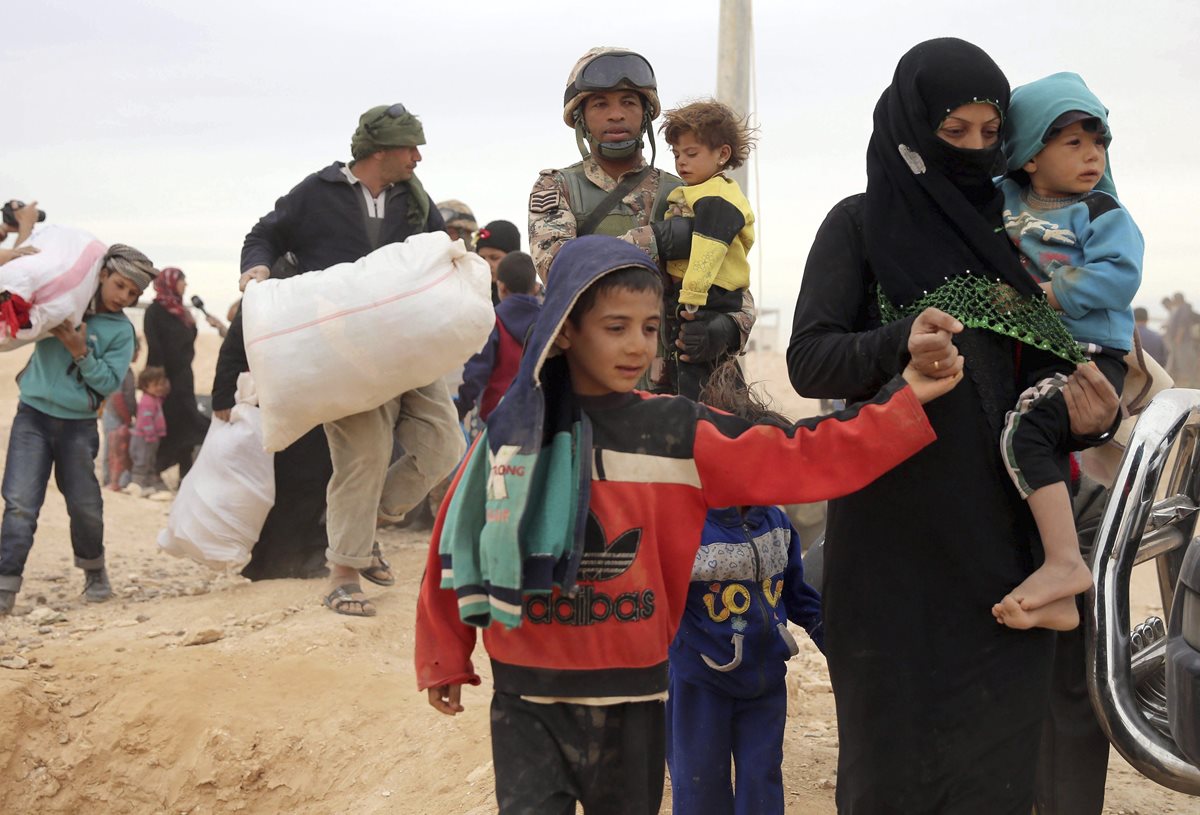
[0,225,107,350]
[158,374,274,570]
[241,232,494,451]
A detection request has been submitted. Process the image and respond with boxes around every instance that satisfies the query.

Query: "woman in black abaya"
[786,39,1119,813]
[143,267,210,480]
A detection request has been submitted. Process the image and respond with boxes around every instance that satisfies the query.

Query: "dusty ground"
[0,337,1196,814]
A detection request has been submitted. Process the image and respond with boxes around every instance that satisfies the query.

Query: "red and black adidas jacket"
[415,375,935,700]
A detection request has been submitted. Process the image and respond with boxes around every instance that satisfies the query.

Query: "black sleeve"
[143,305,165,369]
[240,190,294,274]
[211,306,247,412]
[786,196,915,401]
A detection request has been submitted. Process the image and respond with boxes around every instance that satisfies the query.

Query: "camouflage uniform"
[528,156,756,390]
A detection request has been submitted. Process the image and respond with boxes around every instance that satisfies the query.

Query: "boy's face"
[671,131,731,185]
[554,285,661,396]
[1023,121,1107,198]
[97,270,143,313]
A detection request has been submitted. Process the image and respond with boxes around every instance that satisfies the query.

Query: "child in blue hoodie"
[993,73,1143,631]
[0,245,156,614]
[667,361,824,815]
[456,251,542,422]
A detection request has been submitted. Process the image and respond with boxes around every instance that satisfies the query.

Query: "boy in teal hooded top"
[0,244,156,614]
[992,73,1143,631]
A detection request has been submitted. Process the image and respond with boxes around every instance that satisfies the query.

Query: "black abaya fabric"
[143,301,210,474]
[789,196,1054,813]
[864,37,1041,308]
[212,307,330,581]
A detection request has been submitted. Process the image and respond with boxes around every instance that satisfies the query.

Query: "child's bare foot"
[1008,557,1092,612]
[992,594,1079,631]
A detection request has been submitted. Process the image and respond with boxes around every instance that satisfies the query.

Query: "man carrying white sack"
[239,103,465,617]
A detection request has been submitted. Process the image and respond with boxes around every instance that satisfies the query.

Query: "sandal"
[358,542,395,587]
[322,583,376,617]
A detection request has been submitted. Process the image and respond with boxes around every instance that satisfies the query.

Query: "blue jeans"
[0,403,105,592]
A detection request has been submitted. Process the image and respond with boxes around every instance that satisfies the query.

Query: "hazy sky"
[5,0,1199,346]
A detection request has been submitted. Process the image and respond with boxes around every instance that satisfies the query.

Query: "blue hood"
[485,235,660,455]
[1003,72,1117,197]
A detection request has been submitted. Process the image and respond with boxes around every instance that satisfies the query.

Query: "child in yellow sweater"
[660,100,756,398]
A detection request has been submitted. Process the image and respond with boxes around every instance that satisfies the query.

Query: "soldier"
[528,47,754,390]
[437,199,478,251]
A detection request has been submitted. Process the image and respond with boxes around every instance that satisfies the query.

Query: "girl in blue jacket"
[0,245,156,614]
[667,362,825,815]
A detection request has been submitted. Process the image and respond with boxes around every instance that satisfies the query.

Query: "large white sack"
[157,374,274,570]
[0,225,107,350]
[242,232,494,451]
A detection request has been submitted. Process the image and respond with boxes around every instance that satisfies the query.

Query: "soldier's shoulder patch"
[529,186,561,214]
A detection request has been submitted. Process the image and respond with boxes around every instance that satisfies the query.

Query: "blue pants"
[0,403,105,592]
[666,672,788,815]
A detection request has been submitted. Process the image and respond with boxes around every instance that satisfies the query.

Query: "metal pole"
[716,0,752,192]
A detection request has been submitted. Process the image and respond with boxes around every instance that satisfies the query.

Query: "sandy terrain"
[0,336,1196,814]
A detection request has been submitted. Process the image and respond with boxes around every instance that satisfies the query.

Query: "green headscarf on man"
[348,103,431,226]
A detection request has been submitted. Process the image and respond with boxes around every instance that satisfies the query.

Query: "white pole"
[716,0,752,192]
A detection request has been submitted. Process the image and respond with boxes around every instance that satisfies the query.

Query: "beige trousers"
[323,379,465,569]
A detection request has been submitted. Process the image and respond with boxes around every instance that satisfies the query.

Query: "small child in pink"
[126,366,171,499]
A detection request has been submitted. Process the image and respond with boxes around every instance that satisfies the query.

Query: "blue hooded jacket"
[998,72,1143,351]
[670,505,824,699]
[438,236,661,628]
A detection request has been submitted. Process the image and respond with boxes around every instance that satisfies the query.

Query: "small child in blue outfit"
[667,361,824,815]
[0,244,156,614]
[993,73,1143,630]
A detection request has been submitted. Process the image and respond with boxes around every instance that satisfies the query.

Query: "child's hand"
[49,319,88,359]
[902,360,963,404]
[427,683,465,715]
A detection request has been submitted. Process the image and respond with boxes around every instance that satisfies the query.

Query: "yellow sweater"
[665,175,755,307]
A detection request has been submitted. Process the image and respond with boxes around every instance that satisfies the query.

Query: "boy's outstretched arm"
[696,375,940,510]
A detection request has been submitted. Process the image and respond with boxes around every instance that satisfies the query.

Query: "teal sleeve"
[1049,207,1143,321]
[77,323,135,399]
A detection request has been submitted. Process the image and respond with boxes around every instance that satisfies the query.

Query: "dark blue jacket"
[457,293,542,420]
[669,504,824,699]
[240,162,445,276]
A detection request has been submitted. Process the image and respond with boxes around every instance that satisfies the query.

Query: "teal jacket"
[19,312,136,419]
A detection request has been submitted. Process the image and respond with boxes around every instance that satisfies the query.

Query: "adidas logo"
[577,511,641,582]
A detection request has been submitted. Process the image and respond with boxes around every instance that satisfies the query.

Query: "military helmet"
[436,199,477,232]
[561,47,661,128]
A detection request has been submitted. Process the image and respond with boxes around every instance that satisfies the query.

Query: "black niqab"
[864,37,1040,307]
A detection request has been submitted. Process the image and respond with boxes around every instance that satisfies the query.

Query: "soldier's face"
[583,91,644,146]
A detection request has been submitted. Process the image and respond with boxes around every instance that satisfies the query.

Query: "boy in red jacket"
[415,236,961,814]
